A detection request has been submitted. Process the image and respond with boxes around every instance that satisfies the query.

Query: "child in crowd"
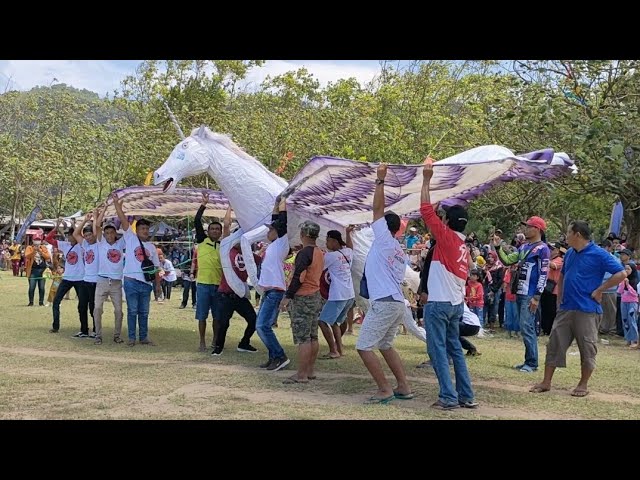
[502,265,520,338]
[466,269,484,326]
[46,265,64,307]
[619,264,639,347]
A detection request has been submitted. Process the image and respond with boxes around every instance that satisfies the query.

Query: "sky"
[0,60,387,96]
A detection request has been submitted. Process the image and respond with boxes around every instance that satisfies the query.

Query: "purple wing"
[101,186,230,219]
[285,145,575,228]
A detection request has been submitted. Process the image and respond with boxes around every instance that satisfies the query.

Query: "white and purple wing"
[101,186,230,219]
[285,145,575,232]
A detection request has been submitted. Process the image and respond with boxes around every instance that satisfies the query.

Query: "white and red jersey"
[421,203,469,305]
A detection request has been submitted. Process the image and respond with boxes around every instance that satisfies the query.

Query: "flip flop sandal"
[364,395,395,405]
[319,354,339,360]
[283,376,309,385]
[94,338,103,345]
[113,337,124,344]
[393,390,415,400]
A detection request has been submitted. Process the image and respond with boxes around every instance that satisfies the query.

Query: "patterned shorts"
[289,292,322,345]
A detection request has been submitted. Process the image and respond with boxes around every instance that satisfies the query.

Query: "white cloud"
[241,60,382,91]
[0,60,139,96]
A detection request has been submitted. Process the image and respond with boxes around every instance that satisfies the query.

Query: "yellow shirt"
[197,238,222,285]
[9,245,21,261]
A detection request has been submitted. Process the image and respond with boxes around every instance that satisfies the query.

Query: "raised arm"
[194,192,208,244]
[345,225,355,249]
[44,218,62,248]
[222,206,232,239]
[421,157,434,206]
[95,206,106,241]
[73,212,93,244]
[274,197,288,238]
[373,163,387,221]
[495,238,521,266]
[112,194,129,231]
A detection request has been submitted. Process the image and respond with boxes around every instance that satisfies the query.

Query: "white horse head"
[155,125,288,232]
[154,126,211,194]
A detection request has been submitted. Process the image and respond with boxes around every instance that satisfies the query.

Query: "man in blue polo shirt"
[530,220,625,397]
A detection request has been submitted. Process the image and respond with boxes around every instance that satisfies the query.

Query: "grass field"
[1,269,639,419]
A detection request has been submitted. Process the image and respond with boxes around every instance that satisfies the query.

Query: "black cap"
[327,230,346,246]
[82,225,93,233]
[443,205,469,224]
[621,248,632,257]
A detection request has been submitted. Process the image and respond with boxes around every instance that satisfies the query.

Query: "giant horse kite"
[144,126,575,307]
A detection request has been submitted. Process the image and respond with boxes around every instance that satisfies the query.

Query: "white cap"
[409,227,417,232]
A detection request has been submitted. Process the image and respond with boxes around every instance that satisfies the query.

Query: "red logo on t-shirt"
[107,249,122,264]
[66,251,79,266]
[234,253,246,272]
[134,246,150,262]
[85,250,95,264]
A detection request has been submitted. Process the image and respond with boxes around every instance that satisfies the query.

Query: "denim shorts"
[319,298,355,325]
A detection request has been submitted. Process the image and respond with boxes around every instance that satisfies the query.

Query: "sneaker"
[431,400,460,411]
[267,356,290,371]
[192,304,197,309]
[39,303,45,307]
[211,347,223,356]
[259,358,273,368]
[49,328,59,333]
[72,332,89,338]
[459,400,480,409]
[89,332,97,338]
[139,338,156,346]
[518,365,537,373]
[27,303,33,307]
[237,344,258,353]
[179,304,186,309]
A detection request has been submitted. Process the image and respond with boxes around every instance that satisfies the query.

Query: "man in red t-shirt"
[211,236,262,356]
[421,158,478,410]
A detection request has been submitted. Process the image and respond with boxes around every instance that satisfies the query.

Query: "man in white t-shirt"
[93,206,126,345]
[73,211,100,337]
[158,249,177,301]
[255,196,291,371]
[319,228,355,360]
[44,219,90,337]
[356,163,413,404]
[113,194,162,347]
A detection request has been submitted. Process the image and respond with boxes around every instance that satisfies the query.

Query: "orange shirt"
[25,245,51,278]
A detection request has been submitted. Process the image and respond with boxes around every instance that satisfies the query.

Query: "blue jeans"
[256,289,285,359]
[28,276,46,305]
[504,300,520,332]
[195,284,219,322]
[124,277,153,341]
[424,301,475,405]
[621,301,639,343]
[488,290,502,321]
[469,306,484,326]
[516,294,538,368]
